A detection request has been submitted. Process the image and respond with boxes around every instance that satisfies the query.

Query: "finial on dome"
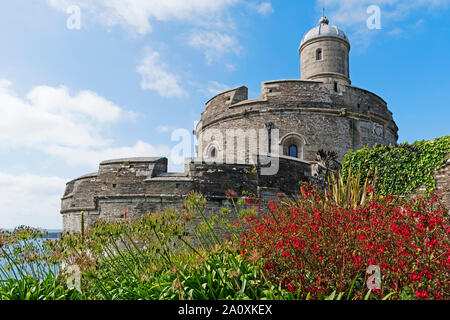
[319,8,329,25]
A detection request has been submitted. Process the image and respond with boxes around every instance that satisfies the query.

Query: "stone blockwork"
[61,156,318,232]
[196,80,398,163]
[300,37,350,85]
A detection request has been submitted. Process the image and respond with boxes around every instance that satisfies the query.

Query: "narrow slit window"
[316,49,322,60]
[210,147,217,159]
[334,82,338,92]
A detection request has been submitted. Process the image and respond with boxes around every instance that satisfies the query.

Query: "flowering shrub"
[240,185,449,300]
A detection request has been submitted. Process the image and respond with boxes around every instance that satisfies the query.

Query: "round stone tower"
[195,15,398,165]
[299,16,351,86]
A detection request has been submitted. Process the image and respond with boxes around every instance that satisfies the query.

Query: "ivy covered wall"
[342,136,450,197]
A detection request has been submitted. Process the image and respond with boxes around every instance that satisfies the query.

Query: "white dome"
[300,16,349,47]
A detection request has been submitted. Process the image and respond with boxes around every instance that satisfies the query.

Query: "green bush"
[342,136,450,196]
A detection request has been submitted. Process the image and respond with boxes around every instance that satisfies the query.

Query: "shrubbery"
[240,184,449,300]
[342,136,450,196]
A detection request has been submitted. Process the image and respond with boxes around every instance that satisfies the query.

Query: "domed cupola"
[300,16,349,48]
[299,16,351,86]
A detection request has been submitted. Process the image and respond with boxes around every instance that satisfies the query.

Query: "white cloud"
[0,81,132,151]
[0,79,171,168]
[156,125,175,133]
[207,81,232,96]
[187,30,242,64]
[317,0,450,27]
[249,1,274,15]
[46,0,239,35]
[137,50,187,97]
[388,27,404,37]
[315,0,449,49]
[225,64,237,72]
[0,80,182,228]
[45,140,171,167]
[415,18,425,26]
[0,173,66,229]
[47,0,270,66]
[188,80,234,98]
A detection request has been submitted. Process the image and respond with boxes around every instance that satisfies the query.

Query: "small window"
[210,147,217,159]
[334,82,338,92]
[316,49,322,60]
[289,145,298,158]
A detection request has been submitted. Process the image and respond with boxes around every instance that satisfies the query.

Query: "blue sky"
[0,0,449,229]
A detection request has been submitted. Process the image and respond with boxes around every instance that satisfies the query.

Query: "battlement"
[200,79,393,131]
[61,155,318,232]
[98,157,168,178]
[205,86,248,109]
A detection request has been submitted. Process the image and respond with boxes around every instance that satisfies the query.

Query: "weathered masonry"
[61,156,319,232]
[195,15,397,164]
[61,16,399,232]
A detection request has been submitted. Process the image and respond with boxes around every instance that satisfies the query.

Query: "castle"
[61,16,398,232]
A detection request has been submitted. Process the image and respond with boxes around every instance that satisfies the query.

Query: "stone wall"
[300,37,350,85]
[196,80,398,164]
[62,152,448,233]
[61,156,318,232]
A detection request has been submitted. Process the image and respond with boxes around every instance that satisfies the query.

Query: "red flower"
[287,283,294,293]
[238,185,449,300]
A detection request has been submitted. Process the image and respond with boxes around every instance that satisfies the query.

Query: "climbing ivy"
[341,135,450,196]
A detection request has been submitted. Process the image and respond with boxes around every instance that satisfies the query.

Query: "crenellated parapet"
[201,80,394,128]
[196,79,398,164]
[61,156,319,232]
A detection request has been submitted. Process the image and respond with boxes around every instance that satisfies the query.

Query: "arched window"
[316,48,322,60]
[205,143,221,163]
[279,133,306,160]
[289,145,298,158]
[210,147,217,159]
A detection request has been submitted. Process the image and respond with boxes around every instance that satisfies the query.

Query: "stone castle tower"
[195,15,397,165]
[61,16,398,232]
[300,16,350,86]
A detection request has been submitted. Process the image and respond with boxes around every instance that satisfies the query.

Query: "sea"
[1,229,62,239]
[0,229,62,281]
[41,229,63,240]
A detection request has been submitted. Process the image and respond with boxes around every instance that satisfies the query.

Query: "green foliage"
[0,237,80,300]
[0,192,353,301]
[325,166,376,209]
[0,226,47,247]
[1,187,441,301]
[342,136,450,196]
[0,275,80,300]
[85,246,293,300]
